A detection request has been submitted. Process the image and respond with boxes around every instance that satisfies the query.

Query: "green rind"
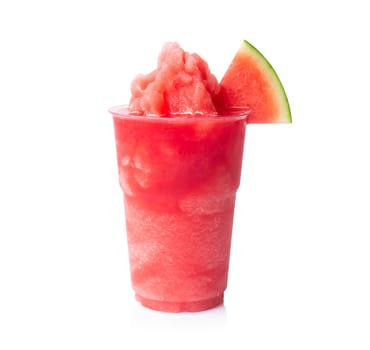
[242,39,292,123]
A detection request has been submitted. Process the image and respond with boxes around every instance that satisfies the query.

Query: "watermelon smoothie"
[110,40,291,312]
[111,106,247,312]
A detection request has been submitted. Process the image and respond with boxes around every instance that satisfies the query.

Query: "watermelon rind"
[244,40,291,123]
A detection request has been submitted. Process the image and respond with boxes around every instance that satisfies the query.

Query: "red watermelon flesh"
[129,42,220,116]
[216,40,292,123]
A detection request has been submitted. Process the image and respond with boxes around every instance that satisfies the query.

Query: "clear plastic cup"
[110,105,248,312]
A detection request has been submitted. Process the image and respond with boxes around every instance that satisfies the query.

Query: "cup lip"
[109,105,250,123]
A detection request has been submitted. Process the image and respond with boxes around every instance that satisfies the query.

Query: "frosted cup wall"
[110,106,248,312]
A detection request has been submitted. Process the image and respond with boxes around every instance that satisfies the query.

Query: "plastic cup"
[110,105,248,312]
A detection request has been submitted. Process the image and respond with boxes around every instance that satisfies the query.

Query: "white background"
[1,0,369,349]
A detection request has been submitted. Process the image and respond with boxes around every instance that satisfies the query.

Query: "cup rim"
[109,105,250,123]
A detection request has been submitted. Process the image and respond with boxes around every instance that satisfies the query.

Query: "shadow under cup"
[110,105,248,312]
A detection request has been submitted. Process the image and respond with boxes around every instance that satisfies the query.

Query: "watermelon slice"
[216,40,292,123]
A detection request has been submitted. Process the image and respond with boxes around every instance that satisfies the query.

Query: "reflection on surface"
[130,302,227,328]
